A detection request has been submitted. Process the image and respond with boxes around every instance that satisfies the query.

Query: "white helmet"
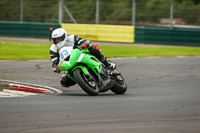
[51,28,67,48]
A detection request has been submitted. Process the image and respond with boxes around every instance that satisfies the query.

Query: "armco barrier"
[1,21,199,46]
[0,21,60,38]
[61,23,134,43]
[135,26,200,46]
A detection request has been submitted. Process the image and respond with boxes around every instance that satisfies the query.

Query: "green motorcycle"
[57,46,127,96]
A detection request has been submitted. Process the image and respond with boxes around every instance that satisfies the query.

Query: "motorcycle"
[57,45,127,96]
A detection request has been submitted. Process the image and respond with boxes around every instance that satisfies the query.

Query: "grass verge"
[0,41,200,60]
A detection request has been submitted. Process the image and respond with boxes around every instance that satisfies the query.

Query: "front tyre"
[73,68,99,96]
[110,74,127,95]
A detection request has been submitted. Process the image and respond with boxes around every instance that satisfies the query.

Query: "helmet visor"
[53,37,63,44]
[52,33,65,44]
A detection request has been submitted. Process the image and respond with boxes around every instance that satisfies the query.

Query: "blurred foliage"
[0,0,200,25]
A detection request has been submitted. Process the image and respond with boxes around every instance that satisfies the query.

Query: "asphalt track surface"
[0,56,200,133]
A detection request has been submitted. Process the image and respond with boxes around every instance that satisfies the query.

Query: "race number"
[60,50,68,59]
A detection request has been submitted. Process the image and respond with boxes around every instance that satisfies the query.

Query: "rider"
[50,28,116,87]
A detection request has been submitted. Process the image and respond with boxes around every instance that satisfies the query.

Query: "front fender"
[72,66,89,76]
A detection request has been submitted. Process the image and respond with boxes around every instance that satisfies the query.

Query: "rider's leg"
[88,45,116,70]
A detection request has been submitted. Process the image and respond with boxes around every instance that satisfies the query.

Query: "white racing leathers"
[50,35,85,72]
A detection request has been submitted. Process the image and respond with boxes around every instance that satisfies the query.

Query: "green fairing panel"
[69,49,82,65]
[58,61,71,71]
[58,48,102,76]
[58,49,82,71]
[80,54,102,75]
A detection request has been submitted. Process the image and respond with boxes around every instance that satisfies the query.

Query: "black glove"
[52,63,61,73]
[53,66,61,74]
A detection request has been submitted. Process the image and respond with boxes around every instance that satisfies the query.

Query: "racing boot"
[102,57,116,70]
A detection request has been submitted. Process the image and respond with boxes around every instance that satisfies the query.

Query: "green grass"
[0,41,51,60]
[0,41,200,60]
[100,45,200,58]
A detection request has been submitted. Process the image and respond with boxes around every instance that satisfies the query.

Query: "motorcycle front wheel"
[73,68,99,96]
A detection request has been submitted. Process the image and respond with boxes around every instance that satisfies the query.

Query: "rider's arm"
[67,35,91,47]
[50,44,60,73]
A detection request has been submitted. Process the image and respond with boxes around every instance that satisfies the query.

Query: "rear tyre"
[73,68,99,96]
[110,74,127,94]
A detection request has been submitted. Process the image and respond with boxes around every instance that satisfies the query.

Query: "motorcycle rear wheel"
[110,74,127,94]
[73,68,99,96]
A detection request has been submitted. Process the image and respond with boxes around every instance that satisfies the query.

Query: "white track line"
[4,89,37,96]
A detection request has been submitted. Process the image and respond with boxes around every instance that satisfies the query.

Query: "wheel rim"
[82,73,99,91]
